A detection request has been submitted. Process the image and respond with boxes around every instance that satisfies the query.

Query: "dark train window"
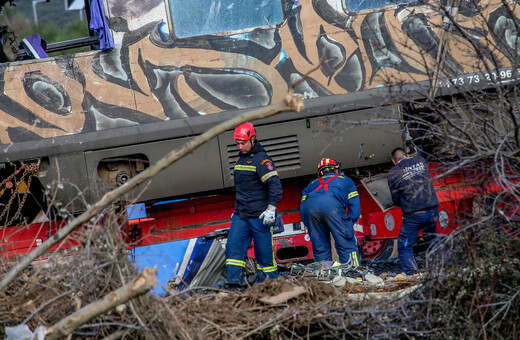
[169,0,284,38]
[347,0,413,12]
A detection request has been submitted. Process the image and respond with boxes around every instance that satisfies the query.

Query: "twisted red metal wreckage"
[1,0,518,267]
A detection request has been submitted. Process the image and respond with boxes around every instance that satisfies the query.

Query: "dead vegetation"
[0,216,179,339]
[1,208,518,339]
[1,75,520,338]
[165,275,422,339]
[2,5,520,335]
[0,215,423,340]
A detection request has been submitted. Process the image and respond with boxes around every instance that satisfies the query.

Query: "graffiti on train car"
[0,0,519,145]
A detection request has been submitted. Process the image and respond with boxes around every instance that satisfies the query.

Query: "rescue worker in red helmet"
[300,158,361,265]
[225,122,283,288]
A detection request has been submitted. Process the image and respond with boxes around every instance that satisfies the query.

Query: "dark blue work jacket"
[300,173,361,226]
[233,141,283,219]
[387,156,439,214]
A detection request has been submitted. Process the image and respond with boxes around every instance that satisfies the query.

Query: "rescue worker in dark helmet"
[225,122,283,288]
[300,158,361,265]
[387,147,439,275]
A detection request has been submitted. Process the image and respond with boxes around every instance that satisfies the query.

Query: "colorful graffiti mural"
[0,0,517,224]
[0,0,517,145]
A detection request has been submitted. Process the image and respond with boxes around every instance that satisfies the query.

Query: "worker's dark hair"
[391,147,407,161]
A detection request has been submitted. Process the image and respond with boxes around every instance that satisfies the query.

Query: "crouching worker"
[387,147,439,275]
[300,158,361,266]
[225,122,282,288]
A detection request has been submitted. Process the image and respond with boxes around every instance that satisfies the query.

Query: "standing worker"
[225,122,283,288]
[300,158,361,265]
[387,147,440,275]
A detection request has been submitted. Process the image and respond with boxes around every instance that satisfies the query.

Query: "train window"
[168,0,284,38]
[0,0,101,60]
[346,0,413,12]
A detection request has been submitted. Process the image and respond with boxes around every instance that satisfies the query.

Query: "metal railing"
[17,35,99,59]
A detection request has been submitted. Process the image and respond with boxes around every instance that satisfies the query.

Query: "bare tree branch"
[0,91,304,292]
[45,267,157,340]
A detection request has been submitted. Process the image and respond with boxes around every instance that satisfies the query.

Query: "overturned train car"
[0,0,517,258]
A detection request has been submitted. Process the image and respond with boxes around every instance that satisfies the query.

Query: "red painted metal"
[1,220,80,259]
[2,163,500,260]
[122,184,305,247]
[362,239,388,259]
[246,232,314,263]
[273,233,314,263]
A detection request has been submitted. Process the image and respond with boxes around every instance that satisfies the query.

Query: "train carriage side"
[0,0,518,256]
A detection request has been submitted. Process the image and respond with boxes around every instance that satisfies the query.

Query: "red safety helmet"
[317,158,340,175]
[233,122,256,140]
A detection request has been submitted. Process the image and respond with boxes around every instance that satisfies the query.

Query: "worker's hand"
[259,205,276,225]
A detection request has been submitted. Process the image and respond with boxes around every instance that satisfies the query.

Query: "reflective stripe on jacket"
[234,141,283,219]
[300,173,360,226]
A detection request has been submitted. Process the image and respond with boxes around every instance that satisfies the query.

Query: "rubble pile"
[1,222,518,339]
[160,259,424,338]
[165,273,422,339]
[0,223,424,340]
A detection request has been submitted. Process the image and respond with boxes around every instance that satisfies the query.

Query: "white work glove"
[259,205,276,225]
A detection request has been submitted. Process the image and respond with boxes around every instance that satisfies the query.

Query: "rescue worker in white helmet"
[300,158,361,265]
[225,122,283,288]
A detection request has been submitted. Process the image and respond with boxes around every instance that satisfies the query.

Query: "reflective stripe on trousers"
[303,203,359,264]
[226,215,278,284]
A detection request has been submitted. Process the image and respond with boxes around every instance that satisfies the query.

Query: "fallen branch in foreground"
[0,89,306,292]
[45,267,157,340]
[259,285,306,305]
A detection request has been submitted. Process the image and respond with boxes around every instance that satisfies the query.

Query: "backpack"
[0,26,19,62]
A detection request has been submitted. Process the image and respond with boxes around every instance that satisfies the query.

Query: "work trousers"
[225,215,278,285]
[398,208,439,274]
[303,204,359,265]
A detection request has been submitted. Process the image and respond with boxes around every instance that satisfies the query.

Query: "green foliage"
[1,0,83,29]
[31,20,89,45]
[36,20,91,56]
[1,2,90,56]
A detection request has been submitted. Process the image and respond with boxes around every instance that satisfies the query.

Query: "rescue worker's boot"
[221,282,246,291]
